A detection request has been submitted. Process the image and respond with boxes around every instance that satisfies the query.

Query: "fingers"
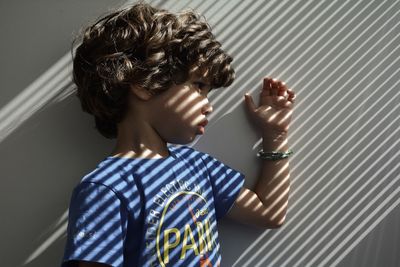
[263,78,272,96]
[262,76,296,103]
[263,77,284,96]
[244,93,256,113]
[277,81,287,97]
[287,88,296,103]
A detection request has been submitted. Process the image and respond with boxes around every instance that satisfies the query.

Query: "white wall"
[1,0,399,266]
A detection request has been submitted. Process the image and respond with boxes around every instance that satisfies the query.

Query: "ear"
[130,85,152,101]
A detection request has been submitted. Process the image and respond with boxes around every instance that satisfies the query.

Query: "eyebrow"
[194,77,211,86]
[190,71,212,87]
[199,81,214,91]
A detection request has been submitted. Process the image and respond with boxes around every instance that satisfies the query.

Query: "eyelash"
[194,82,213,93]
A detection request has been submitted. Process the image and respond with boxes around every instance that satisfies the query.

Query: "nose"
[202,101,213,115]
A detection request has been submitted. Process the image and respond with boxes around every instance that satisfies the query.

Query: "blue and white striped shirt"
[62,144,245,267]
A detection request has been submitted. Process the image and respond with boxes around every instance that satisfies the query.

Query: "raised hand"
[244,77,296,135]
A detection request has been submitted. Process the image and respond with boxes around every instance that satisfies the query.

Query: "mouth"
[198,119,208,127]
[196,119,208,135]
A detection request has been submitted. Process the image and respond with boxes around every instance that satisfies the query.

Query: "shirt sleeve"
[198,150,246,221]
[62,181,128,267]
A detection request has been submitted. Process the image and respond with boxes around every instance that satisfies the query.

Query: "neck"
[110,114,170,159]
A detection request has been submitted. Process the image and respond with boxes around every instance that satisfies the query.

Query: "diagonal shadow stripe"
[288,1,400,139]
[17,1,397,266]
[212,0,318,114]
[240,72,400,266]
[218,0,383,132]
[251,0,397,150]
[242,54,400,264]
[234,13,400,265]
[317,162,400,266]
[291,31,400,175]
[279,123,400,264]
[264,125,397,266]
[329,189,400,266]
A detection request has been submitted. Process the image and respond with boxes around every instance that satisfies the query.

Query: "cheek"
[160,114,197,138]
[157,113,186,134]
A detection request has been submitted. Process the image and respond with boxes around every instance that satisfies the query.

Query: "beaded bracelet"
[257,149,294,160]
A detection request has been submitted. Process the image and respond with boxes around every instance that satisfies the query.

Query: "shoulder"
[73,158,139,202]
[83,156,135,182]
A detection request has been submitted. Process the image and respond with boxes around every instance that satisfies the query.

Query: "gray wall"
[1,0,399,266]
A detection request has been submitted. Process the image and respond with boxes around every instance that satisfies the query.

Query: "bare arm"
[226,134,290,228]
[226,77,294,228]
[255,133,290,226]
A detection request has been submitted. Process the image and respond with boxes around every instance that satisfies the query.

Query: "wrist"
[262,131,289,151]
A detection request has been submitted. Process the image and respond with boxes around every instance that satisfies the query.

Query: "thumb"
[244,93,256,113]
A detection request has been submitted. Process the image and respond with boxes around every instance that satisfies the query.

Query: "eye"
[193,81,214,94]
[194,81,206,90]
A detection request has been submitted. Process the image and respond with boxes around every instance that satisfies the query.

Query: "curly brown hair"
[71,0,235,139]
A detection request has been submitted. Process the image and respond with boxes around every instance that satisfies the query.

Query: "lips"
[198,119,208,127]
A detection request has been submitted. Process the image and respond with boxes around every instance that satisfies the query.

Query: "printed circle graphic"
[156,191,214,266]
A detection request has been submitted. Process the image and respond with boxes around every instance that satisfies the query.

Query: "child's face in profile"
[149,68,214,144]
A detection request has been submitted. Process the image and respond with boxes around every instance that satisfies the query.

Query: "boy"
[62,1,296,266]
